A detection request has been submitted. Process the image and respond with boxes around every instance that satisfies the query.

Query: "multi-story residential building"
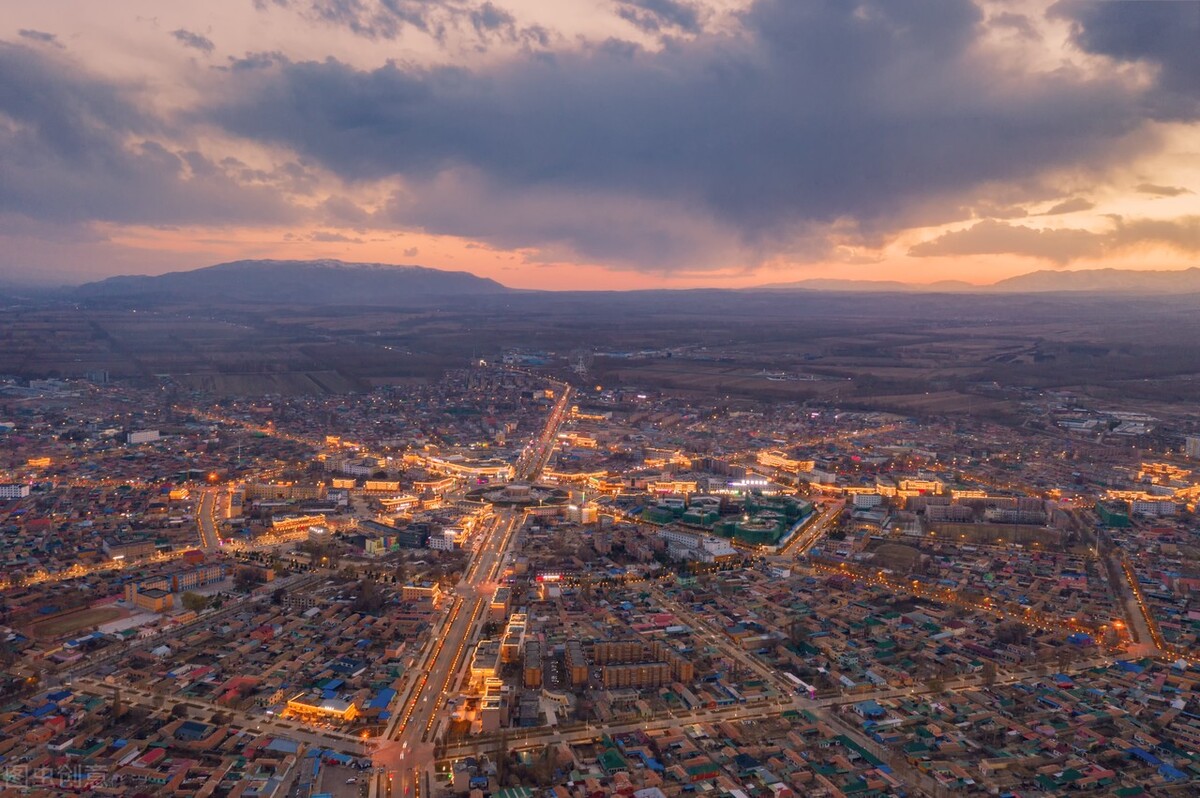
[523,641,543,688]
[171,564,226,592]
[0,483,30,500]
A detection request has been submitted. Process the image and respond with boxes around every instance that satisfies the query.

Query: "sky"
[1,0,1198,290]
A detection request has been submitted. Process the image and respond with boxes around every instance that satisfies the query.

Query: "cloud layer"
[203,0,1168,268]
[910,217,1200,264]
[0,0,1198,283]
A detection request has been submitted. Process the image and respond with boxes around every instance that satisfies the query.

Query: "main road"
[514,385,571,482]
[196,489,222,551]
[370,379,573,798]
[369,509,523,798]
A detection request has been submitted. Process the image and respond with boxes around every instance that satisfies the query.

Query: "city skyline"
[2,0,1199,289]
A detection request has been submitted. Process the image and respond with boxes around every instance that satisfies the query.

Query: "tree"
[789,616,810,647]
[181,592,209,613]
[234,567,264,593]
[271,587,287,605]
[981,660,998,687]
[351,579,386,614]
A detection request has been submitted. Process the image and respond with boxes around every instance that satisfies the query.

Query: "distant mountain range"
[75,259,510,304]
[990,267,1200,293]
[62,260,1200,304]
[755,267,1200,294]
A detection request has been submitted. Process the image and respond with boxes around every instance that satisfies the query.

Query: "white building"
[428,534,456,551]
[341,458,382,477]
[852,492,883,509]
[699,536,737,561]
[0,483,31,500]
[767,564,792,579]
[659,528,701,549]
[566,503,599,524]
[126,429,160,445]
[807,469,838,485]
[1186,436,1200,460]
[1132,499,1177,518]
[659,528,737,562]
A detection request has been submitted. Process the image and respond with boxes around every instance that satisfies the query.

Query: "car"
[346,777,358,784]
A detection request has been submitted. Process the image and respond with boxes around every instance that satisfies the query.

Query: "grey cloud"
[1043,197,1094,216]
[289,0,474,42]
[0,43,295,227]
[1054,0,1200,113]
[206,0,1158,269]
[989,12,1038,39]
[466,2,552,48]
[1136,183,1192,198]
[910,216,1200,263]
[970,202,1028,220]
[172,29,215,54]
[307,0,430,40]
[223,51,288,71]
[317,196,372,226]
[311,230,363,242]
[375,166,753,268]
[285,0,547,48]
[18,29,62,48]
[470,2,513,33]
[909,220,1105,263]
[616,0,703,35]
[1110,216,1200,252]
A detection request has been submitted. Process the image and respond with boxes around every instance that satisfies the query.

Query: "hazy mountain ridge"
[62,261,1200,303]
[75,259,511,304]
[991,267,1200,293]
[755,267,1200,294]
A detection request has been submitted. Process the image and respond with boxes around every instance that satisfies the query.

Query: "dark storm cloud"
[615,0,703,35]
[18,29,62,48]
[0,42,294,226]
[909,216,1200,264]
[205,0,1158,268]
[1054,0,1200,113]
